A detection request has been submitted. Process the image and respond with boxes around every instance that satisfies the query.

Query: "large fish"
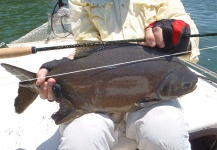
[1,44,198,125]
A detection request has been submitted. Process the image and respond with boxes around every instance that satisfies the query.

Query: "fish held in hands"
[1,44,198,125]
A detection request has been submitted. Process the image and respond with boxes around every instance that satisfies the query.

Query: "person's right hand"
[140,19,191,54]
[36,68,56,101]
[139,26,165,48]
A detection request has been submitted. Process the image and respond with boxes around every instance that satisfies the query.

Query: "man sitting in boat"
[36,0,199,149]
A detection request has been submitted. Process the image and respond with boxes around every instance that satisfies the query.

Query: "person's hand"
[139,19,191,54]
[36,68,56,101]
[139,26,165,48]
[35,57,71,102]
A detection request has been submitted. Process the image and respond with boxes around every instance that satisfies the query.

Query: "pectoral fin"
[135,98,164,108]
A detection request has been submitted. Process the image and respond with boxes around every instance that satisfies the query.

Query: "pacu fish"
[1,44,198,125]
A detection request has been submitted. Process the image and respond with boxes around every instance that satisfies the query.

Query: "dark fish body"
[1,44,198,125]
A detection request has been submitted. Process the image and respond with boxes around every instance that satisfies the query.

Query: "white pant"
[58,100,191,150]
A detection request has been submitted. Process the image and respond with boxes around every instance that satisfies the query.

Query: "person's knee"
[136,121,190,150]
[137,106,190,150]
[126,101,190,150]
[59,113,118,150]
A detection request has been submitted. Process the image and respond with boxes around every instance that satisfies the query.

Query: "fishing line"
[198,46,217,62]
[0,50,191,86]
[199,45,217,51]
[1,45,217,87]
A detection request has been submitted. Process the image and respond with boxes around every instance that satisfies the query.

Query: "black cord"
[58,0,64,7]
[60,15,73,35]
[50,1,73,38]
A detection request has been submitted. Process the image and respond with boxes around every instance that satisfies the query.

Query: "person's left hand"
[36,68,56,101]
[139,26,165,48]
[36,57,71,102]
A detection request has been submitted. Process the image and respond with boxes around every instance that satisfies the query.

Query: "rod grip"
[0,47,36,58]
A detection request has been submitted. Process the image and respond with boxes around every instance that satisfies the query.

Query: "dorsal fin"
[73,40,104,59]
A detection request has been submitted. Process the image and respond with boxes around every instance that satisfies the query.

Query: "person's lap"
[58,100,191,150]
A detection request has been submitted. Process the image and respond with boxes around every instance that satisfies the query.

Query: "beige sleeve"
[68,0,101,41]
[156,0,200,63]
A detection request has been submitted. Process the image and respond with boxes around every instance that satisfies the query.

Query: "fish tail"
[1,63,39,113]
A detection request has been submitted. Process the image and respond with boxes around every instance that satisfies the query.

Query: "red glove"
[146,19,191,54]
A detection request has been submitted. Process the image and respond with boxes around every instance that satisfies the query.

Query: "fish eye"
[183,83,191,89]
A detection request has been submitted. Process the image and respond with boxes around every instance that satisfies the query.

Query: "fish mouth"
[188,84,197,93]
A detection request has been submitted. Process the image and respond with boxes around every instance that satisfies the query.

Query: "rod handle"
[0,47,36,58]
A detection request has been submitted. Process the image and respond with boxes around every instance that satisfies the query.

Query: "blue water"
[0,0,216,74]
[182,0,217,74]
[0,0,57,43]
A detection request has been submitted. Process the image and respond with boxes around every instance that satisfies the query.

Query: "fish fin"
[74,46,103,59]
[73,40,104,59]
[15,82,39,113]
[1,63,38,113]
[51,100,79,125]
[110,113,125,130]
[135,98,164,108]
[1,63,36,81]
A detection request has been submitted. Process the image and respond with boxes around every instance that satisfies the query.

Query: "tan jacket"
[68,0,199,63]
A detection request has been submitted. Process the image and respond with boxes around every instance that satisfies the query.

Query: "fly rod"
[0,33,217,58]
